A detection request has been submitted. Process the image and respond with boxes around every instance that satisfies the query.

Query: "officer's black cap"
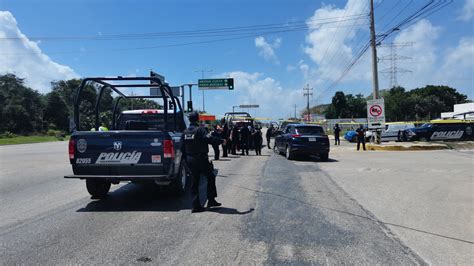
[188,111,199,122]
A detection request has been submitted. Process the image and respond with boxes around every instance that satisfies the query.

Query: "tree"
[331,91,347,118]
[44,90,69,131]
[345,94,366,118]
[0,74,45,133]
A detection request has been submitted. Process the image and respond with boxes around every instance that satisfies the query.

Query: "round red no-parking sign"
[369,104,383,117]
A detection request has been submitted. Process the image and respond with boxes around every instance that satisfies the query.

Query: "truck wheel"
[286,145,294,160]
[171,162,187,195]
[320,153,329,161]
[86,179,111,199]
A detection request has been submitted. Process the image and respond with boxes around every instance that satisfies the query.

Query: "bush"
[1,131,17,138]
[55,131,66,140]
[47,129,59,136]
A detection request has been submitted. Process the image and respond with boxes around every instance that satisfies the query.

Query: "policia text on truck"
[65,76,189,199]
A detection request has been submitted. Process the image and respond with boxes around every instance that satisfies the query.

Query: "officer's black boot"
[192,205,206,213]
[207,199,222,208]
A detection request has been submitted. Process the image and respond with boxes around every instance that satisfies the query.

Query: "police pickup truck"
[401,120,473,142]
[65,76,188,199]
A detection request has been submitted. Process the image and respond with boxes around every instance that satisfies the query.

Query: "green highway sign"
[198,78,234,90]
[239,104,259,108]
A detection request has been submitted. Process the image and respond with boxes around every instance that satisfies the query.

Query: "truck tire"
[320,153,329,161]
[171,162,187,195]
[86,179,111,199]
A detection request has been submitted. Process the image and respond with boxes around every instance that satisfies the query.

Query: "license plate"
[151,155,162,163]
[309,138,316,142]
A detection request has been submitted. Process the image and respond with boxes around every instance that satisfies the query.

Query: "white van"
[381,123,415,142]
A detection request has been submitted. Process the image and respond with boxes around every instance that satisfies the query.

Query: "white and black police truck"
[65,76,189,199]
[401,120,473,142]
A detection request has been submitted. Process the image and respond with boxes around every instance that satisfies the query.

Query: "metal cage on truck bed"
[73,76,184,132]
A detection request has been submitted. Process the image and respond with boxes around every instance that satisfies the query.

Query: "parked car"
[381,123,415,142]
[274,124,330,160]
[344,129,372,142]
[401,120,473,141]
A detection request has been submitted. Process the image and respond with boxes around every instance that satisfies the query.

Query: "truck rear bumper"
[64,174,171,181]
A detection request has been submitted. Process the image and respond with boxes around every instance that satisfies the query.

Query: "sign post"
[367,98,386,129]
[198,78,234,90]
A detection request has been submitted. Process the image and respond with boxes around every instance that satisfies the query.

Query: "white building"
[441,103,474,120]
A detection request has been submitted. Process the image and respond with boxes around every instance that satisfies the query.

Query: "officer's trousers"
[357,137,366,150]
[186,155,218,208]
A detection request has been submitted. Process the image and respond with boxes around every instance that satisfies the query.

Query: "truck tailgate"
[70,131,179,176]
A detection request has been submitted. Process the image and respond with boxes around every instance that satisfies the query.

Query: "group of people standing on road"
[181,112,272,213]
[209,119,265,158]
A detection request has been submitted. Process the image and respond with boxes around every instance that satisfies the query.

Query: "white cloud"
[0,11,79,93]
[304,0,369,82]
[222,71,301,118]
[438,37,474,88]
[459,0,474,21]
[255,36,282,64]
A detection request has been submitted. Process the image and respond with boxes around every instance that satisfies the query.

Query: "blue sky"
[1,0,473,119]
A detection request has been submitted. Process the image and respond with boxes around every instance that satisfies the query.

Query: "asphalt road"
[0,140,470,264]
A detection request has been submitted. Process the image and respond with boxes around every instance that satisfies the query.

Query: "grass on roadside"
[0,135,67,145]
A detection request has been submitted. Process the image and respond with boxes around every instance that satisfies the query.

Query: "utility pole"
[303,84,313,122]
[370,0,380,100]
[194,69,213,112]
[370,0,382,144]
[294,104,297,119]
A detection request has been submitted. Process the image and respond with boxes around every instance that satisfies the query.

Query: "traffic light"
[187,101,193,112]
[228,78,234,90]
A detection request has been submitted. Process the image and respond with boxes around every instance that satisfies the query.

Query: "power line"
[315,0,452,102]
[0,14,368,42]
[1,20,370,56]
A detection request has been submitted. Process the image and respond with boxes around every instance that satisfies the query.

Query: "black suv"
[274,124,330,160]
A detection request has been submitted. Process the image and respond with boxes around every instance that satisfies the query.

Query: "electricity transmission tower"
[380,42,413,88]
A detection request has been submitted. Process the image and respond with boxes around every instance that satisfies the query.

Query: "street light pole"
[194,69,213,112]
[232,105,239,113]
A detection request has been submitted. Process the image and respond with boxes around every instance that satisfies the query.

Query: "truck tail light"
[69,139,75,160]
[163,140,175,159]
[291,134,302,138]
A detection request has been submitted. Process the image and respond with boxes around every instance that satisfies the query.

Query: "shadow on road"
[207,207,255,215]
[275,155,339,163]
[77,183,192,212]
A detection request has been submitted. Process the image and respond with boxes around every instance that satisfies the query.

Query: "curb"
[366,144,450,151]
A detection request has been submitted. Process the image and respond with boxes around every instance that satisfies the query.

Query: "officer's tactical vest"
[184,125,208,155]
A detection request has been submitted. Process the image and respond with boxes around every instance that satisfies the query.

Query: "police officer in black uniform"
[181,112,224,213]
